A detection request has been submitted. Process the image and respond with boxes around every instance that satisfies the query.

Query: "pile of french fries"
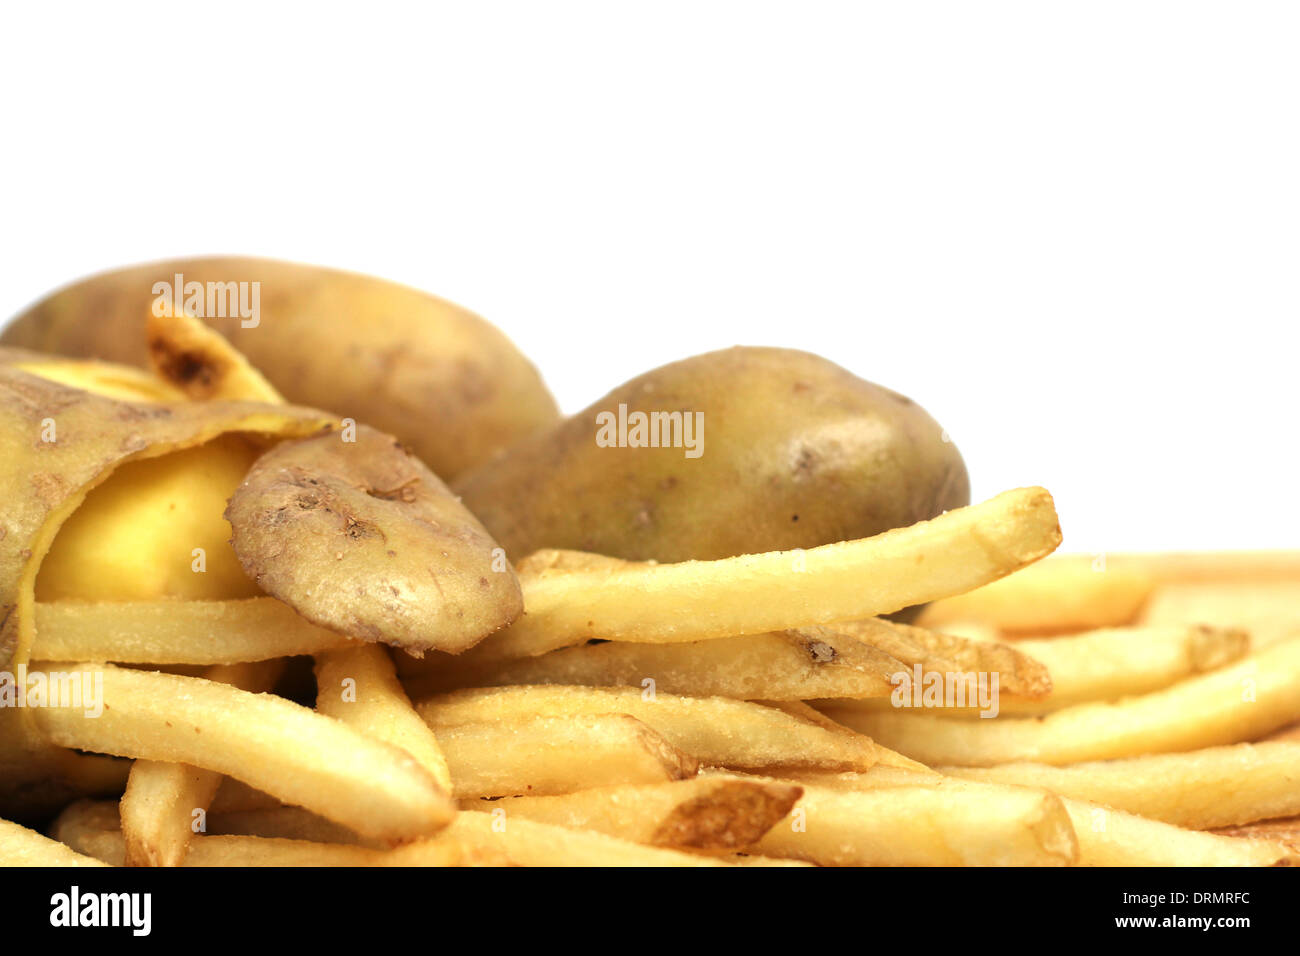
[5,480,1299,868]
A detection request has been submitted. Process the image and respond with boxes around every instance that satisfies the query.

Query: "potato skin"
[2,257,560,478]
[454,347,970,563]
[226,425,523,654]
[0,355,334,667]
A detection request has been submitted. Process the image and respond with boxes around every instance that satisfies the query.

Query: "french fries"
[0,816,110,867]
[1141,581,1300,649]
[474,777,803,849]
[460,487,1061,663]
[943,741,1300,829]
[822,637,1300,766]
[51,800,465,867]
[31,598,351,664]
[437,714,697,798]
[120,659,285,867]
[445,811,733,866]
[917,555,1154,634]
[785,767,1296,867]
[419,685,879,772]
[751,775,1079,866]
[30,664,455,842]
[315,645,453,792]
[830,624,1250,717]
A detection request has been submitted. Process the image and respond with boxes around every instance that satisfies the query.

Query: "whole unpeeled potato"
[2,257,559,478]
[454,347,970,563]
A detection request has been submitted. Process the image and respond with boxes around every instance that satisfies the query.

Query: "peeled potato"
[0,352,334,667]
[226,425,523,654]
[36,434,264,602]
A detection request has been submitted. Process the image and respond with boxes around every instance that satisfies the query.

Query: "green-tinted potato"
[454,347,970,563]
[2,257,560,479]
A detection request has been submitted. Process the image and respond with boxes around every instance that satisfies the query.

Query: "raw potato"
[36,435,265,602]
[0,357,334,667]
[454,346,969,563]
[3,257,560,478]
[226,425,523,654]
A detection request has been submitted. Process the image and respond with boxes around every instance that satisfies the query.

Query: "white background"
[2,2,1296,552]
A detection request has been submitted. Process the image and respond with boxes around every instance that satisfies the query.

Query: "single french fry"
[0,816,109,867]
[830,625,1250,717]
[51,800,463,866]
[1141,581,1300,649]
[787,766,1295,866]
[32,598,351,664]
[420,685,878,772]
[461,487,1061,663]
[476,777,802,849]
[828,618,1053,699]
[446,810,731,866]
[820,638,1300,766]
[401,628,906,700]
[943,742,1300,828]
[751,775,1077,866]
[1060,798,1295,867]
[120,659,284,867]
[436,714,696,799]
[917,555,1154,634]
[315,644,453,792]
[31,663,454,842]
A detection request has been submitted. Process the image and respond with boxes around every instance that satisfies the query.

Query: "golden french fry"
[31,664,454,842]
[943,741,1300,828]
[828,618,1053,699]
[121,659,284,867]
[400,628,905,700]
[476,777,802,850]
[1141,581,1300,649]
[446,810,731,866]
[462,487,1061,663]
[0,815,110,867]
[831,625,1249,717]
[437,714,697,799]
[315,644,453,792]
[31,598,351,664]
[1060,798,1295,867]
[751,775,1077,866]
[917,555,1153,634]
[821,638,1300,766]
[51,800,462,866]
[789,766,1295,867]
[420,685,878,772]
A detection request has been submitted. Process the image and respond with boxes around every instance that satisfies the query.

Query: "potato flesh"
[36,435,262,602]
